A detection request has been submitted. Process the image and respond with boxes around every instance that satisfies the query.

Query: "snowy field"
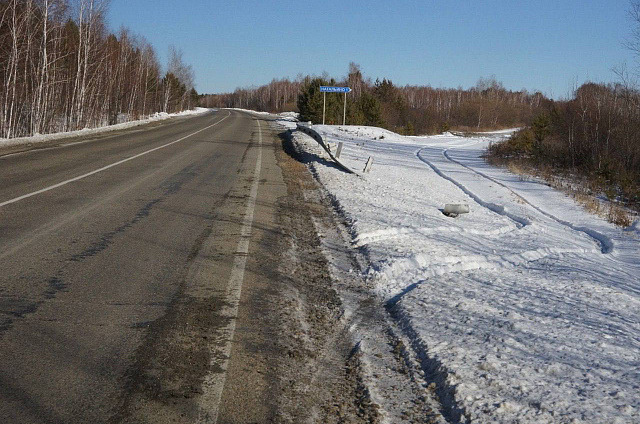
[290,124,639,423]
[0,107,213,149]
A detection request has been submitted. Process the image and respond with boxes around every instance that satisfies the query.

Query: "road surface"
[0,110,375,423]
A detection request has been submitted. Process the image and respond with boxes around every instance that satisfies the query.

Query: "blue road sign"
[320,86,351,93]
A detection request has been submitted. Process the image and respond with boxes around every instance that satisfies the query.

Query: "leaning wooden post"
[363,157,374,173]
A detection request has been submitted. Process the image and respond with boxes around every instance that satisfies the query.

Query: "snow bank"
[229,108,298,121]
[228,108,299,131]
[291,125,640,423]
[0,107,213,149]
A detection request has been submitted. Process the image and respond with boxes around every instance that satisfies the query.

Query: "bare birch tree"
[0,0,194,139]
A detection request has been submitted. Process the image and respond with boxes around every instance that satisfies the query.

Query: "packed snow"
[0,107,213,149]
[290,124,640,423]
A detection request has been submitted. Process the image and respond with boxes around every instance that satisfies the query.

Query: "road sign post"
[323,92,326,125]
[343,92,347,125]
[319,86,351,126]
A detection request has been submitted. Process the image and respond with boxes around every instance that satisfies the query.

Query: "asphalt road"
[0,110,290,423]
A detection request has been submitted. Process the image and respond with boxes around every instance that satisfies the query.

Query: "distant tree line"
[0,0,197,139]
[200,77,302,113]
[399,77,549,134]
[200,63,548,135]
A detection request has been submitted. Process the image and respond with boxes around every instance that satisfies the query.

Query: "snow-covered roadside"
[0,107,213,149]
[291,124,640,423]
[229,108,299,124]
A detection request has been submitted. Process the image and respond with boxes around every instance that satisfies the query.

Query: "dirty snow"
[291,124,640,423]
[0,107,213,149]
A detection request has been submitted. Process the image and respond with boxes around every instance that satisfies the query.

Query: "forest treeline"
[0,0,197,139]
[488,81,640,206]
[200,63,549,135]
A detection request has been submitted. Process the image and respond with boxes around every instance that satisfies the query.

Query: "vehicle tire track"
[442,148,613,253]
[415,147,531,227]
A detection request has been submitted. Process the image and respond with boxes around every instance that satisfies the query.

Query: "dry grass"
[573,191,603,215]
[608,203,634,227]
[506,162,531,182]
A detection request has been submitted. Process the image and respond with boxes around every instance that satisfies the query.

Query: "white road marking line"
[0,112,231,208]
[198,119,263,424]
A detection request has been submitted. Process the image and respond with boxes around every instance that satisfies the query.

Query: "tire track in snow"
[441,148,613,254]
[415,147,531,228]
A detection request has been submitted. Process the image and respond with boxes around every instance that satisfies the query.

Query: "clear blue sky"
[107,0,636,98]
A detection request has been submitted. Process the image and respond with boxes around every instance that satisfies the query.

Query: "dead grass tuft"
[608,203,633,227]
[507,162,531,181]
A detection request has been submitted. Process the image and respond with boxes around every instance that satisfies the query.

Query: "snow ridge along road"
[291,124,639,423]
